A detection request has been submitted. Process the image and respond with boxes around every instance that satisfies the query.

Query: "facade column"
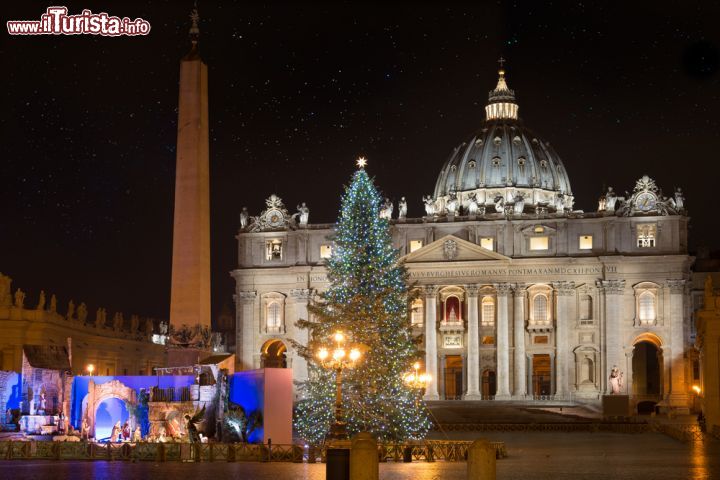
[513,284,528,398]
[600,279,625,393]
[553,281,575,400]
[235,290,257,371]
[464,285,481,399]
[290,288,314,389]
[526,354,534,397]
[624,347,634,396]
[667,280,688,407]
[494,283,512,399]
[423,286,440,400]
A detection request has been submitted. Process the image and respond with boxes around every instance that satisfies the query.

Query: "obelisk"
[168,7,211,366]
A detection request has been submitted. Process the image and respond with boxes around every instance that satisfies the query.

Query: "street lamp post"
[315,331,362,480]
[316,331,362,441]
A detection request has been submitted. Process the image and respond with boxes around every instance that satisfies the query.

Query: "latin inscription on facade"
[296,265,617,284]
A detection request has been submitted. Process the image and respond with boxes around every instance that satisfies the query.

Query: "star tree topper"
[356,156,367,169]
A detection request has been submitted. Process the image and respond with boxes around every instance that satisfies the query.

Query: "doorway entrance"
[444,355,463,400]
[261,339,287,368]
[633,341,661,396]
[532,354,551,397]
[481,369,496,399]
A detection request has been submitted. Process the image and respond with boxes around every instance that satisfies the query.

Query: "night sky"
[2,1,719,324]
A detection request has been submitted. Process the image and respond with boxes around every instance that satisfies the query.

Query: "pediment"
[402,235,510,263]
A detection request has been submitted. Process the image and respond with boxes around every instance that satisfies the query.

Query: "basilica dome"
[432,68,574,215]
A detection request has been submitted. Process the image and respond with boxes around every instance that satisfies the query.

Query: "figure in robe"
[609,366,624,394]
[81,418,90,440]
[110,421,121,442]
[122,421,131,441]
[132,426,142,442]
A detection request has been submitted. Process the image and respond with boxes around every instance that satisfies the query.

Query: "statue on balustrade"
[466,192,479,216]
[145,318,154,337]
[67,300,75,320]
[49,294,57,313]
[36,290,46,310]
[95,308,105,328]
[398,197,407,220]
[113,312,124,331]
[14,288,25,309]
[379,198,393,219]
[445,192,459,216]
[240,207,249,229]
[77,302,88,324]
[295,202,310,226]
[0,273,11,307]
[130,314,140,334]
[423,195,436,216]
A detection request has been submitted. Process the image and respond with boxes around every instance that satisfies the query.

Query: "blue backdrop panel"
[229,370,264,443]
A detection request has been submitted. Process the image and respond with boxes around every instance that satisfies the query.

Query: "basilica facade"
[232,68,693,410]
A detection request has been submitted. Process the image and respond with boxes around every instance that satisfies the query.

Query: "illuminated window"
[638,291,656,325]
[480,237,494,251]
[637,224,657,248]
[409,240,424,253]
[481,296,495,326]
[320,244,332,259]
[534,336,549,344]
[267,301,282,332]
[266,239,283,260]
[534,226,544,234]
[481,336,495,345]
[410,298,424,327]
[530,236,549,251]
[532,295,549,325]
[579,235,593,250]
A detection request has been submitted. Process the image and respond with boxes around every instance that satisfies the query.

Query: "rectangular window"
[534,336,549,344]
[320,244,332,259]
[637,224,657,248]
[481,336,495,345]
[693,359,700,381]
[579,235,593,250]
[480,237,494,251]
[265,239,283,260]
[529,236,549,251]
[409,240,424,253]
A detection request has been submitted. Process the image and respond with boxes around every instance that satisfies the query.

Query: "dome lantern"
[485,60,518,121]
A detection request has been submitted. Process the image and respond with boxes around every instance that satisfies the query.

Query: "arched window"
[411,298,424,327]
[444,296,462,323]
[481,296,495,326]
[580,295,592,322]
[533,295,549,325]
[267,301,282,332]
[582,358,594,383]
[638,292,656,325]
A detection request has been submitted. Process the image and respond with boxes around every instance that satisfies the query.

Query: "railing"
[150,386,192,402]
[653,423,705,443]
[0,440,506,462]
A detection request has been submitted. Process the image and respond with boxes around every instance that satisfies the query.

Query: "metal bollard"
[350,432,378,480]
[467,439,496,480]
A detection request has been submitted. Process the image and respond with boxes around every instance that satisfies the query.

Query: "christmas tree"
[293,160,432,444]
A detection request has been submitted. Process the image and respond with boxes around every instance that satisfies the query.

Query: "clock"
[635,192,657,212]
[265,209,285,227]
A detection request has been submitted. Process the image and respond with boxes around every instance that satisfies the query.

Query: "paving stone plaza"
[1,432,718,480]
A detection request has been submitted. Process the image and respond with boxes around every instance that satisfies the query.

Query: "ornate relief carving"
[666,279,686,294]
[552,281,576,296]
[422,285,441,298]
[236,290,257,304]
[443,239,458,260]
[493,283,513,297]
[599,279,625,295]
[290,288,314,300]
[246,194,294,232]
[465,285,480,297]
[513,283,529,297]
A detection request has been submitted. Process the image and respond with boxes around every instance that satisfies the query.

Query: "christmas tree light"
[293,161,432,444]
